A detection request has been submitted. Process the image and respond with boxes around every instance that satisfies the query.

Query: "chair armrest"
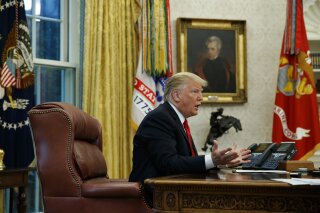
[81,177,143,198]
[107,178,128,182]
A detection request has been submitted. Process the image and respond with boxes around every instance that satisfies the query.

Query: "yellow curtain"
[82,0,140,178]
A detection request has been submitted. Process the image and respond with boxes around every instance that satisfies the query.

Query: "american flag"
[0,62,16,87]
[0,0,34,168]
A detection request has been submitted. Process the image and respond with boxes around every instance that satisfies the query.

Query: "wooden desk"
[0,168,29,213]
[145,169,320,213]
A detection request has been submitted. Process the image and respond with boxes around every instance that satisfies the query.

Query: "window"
[25,0,80,106]
[4,1,81,212]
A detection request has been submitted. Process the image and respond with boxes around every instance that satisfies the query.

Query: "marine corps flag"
[131,0,173,129]
[272,0,320,159]
[0,0,35,168]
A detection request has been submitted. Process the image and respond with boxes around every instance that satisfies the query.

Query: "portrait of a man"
[187,29,236,93]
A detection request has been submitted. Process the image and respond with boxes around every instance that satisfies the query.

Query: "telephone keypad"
[261,153,287,170]
[242,153,262,168]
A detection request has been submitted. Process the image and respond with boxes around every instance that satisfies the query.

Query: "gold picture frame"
[177,18,247,103]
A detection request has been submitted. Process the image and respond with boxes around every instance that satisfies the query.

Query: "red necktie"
[183,119,196,156]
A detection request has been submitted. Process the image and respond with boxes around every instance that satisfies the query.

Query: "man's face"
[176,80,203,118]
[207,41,219,60]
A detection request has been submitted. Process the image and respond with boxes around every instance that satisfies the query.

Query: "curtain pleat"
[83,0,140,178]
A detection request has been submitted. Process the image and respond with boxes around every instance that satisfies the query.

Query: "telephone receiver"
[242,142,297,170]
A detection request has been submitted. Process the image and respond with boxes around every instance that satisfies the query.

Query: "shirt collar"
[168,101,185,124]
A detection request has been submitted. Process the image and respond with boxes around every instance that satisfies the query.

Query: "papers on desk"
[272,178,320,185]
[233,169,289,174]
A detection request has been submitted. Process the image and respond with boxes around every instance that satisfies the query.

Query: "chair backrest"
[28,102,107,197]
[28,102,150,213]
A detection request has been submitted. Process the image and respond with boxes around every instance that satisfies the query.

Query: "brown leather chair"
[28,102,150,213]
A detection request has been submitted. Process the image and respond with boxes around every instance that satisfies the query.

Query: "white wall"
[170,0,287,152]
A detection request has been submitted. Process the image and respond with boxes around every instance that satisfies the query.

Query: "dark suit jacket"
[129,101,206,207]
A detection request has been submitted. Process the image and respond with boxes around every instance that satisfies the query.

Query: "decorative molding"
[304,0,318,12]
[181,193,320,212]
[304,0,320,40]
[166,193,176,208]
[154,191,163,209]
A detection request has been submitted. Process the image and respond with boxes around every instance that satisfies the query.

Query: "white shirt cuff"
[205,154,215,170]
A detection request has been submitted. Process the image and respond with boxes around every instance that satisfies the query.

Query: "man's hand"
[211,141,251,168]
[211,141,240,166]
[227,146,251,168]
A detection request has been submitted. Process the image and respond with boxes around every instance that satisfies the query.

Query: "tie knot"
[183,119,188,125]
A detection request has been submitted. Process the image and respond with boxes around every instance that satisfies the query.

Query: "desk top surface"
[145,169,320,188]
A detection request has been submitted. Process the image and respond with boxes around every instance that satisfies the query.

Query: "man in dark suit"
[129,72,251,207]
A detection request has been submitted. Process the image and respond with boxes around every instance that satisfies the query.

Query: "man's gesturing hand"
[210,141,240,166]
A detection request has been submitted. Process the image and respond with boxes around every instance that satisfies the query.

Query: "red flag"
[272,0,320,159]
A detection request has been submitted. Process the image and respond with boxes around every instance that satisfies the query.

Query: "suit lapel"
[163,102,198,156]
[164,102,189,140]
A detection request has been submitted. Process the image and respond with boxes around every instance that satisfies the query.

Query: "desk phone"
[242,142,297,170]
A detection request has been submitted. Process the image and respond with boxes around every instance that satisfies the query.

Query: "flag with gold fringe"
[0,0,35,168]
[272,0,320,159]
[131,0,173,129]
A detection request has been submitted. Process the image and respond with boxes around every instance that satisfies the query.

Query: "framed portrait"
[177,18,247,103]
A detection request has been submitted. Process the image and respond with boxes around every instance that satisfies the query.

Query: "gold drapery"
[82,0,140,178]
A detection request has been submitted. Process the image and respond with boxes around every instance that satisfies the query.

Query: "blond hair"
[164,72,207,101]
